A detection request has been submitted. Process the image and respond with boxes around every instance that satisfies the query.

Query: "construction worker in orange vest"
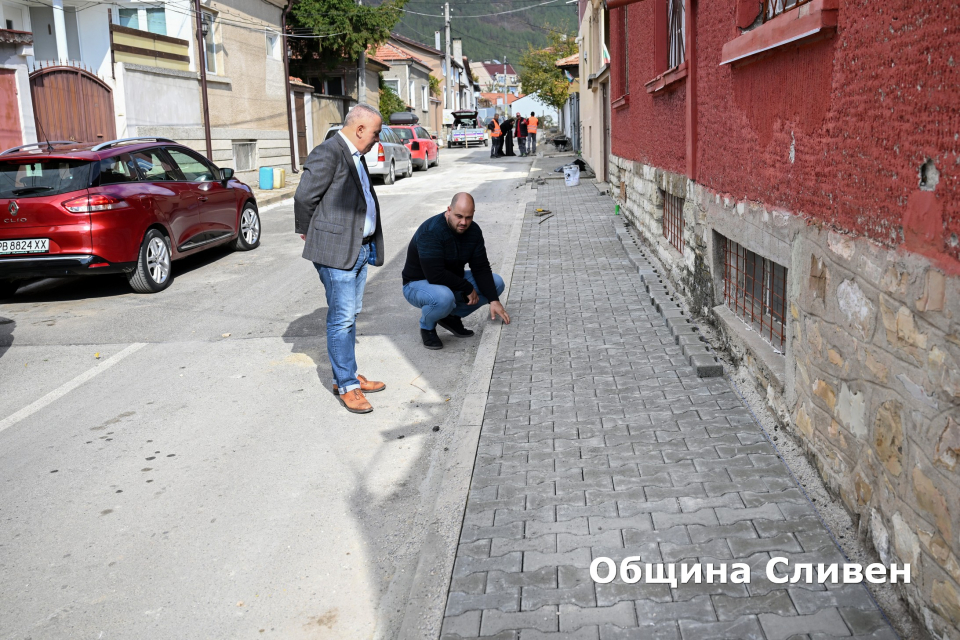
[527,112,539,154]
[487,115,503,158]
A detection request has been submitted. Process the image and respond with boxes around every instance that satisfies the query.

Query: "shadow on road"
[278,170,522,634]
[0,316,13,360]
[5,243,242,303]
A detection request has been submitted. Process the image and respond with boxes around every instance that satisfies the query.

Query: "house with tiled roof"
[370,41,435,129]
[470,60,521,96]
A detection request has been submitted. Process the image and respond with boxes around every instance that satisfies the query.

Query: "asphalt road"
[0,145,534,640]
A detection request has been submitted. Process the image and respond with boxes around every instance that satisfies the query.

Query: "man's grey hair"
[344,103,383,127]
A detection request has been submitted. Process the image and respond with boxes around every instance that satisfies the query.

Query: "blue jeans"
[518,138,527,155]
[314,243,370,394]
[403,271,505,330]
[529,132,537,153]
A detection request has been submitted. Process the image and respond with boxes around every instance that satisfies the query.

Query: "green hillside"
[379,0,578,63]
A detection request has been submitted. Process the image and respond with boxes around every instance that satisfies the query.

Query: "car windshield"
[0,159,93,199]
[393,128,414,141]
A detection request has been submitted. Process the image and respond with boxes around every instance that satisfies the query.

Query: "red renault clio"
[0,137,261,299]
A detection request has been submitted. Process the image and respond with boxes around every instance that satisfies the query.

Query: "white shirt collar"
[338,130,361,157]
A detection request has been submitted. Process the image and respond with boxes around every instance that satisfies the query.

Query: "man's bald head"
[445,192,476,234]
[450,192,475,212]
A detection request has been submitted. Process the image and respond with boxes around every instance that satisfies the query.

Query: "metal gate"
[29,62,116,144]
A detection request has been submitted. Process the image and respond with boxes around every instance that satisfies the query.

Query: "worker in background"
[516,115,529,157]
[502,114,516,157]
[487,115,503,158]
[527,112,539,154]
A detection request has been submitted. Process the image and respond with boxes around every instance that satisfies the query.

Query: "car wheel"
[0,279,20,301]
[233,203,261,251]
[383,161,395,185]
[433,151,440,167]
[483,139,489,147]
[127,229,172,293]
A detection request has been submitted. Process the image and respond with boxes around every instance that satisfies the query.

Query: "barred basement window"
[762,0,812,22]
[232,142,256,172]
[662,190,684,253]
[722,237,788,351]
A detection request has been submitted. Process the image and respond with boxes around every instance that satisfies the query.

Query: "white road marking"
[0,342,147,434]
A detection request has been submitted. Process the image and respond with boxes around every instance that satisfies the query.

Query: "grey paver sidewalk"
[439,181,896,640]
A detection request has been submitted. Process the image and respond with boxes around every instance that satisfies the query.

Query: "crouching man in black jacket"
[402,192,511,349]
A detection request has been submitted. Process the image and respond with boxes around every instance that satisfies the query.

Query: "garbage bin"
[563,165,580,187]
[273,167,285,188]
[259,167,274,190]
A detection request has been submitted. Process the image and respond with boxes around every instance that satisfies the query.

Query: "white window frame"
[201,9,218,75]
[408,80,415,107]
[383,78,400,95]
[116,6,166,35]
[421,85,428,112]
[265,30,281,60]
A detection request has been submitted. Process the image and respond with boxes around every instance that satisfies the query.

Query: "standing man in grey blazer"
[294,103,387,414]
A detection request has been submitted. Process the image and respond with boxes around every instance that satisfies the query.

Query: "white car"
[323,125,413,185]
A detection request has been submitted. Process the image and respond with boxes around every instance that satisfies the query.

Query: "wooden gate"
[29,63,116,144]
[0,70,22,152]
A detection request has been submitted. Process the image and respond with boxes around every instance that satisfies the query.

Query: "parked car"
[391,124,439,171]
[323,124,413,184]
[0,137,260,298]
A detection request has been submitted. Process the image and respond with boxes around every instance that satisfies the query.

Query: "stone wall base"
[609,153,960,640]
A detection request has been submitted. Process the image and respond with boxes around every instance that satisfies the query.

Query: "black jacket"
[401,213,499,302]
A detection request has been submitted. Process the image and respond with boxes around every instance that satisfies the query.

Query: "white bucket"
[563,165,580,187]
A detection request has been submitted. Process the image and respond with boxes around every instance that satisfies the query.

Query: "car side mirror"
[220,167,234,184]
[431,134,437,140]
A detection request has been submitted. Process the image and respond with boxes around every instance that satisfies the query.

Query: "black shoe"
[437,315,475,338]
[421,328,443,350]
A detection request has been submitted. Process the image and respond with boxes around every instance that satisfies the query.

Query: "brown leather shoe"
[332,374,386,395]
[337,389,373,414]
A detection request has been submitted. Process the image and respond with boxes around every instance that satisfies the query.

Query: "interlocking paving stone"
[440,181,889,638]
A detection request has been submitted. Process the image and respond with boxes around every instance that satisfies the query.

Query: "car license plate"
[0,238,49,255]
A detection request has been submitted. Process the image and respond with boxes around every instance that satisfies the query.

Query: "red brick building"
[605,0,960,634]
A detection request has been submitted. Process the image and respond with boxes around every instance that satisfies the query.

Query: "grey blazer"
[294,134,385,269]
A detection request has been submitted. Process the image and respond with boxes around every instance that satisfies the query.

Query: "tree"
[289,0,408,71]
[428,75,441,97]
[517,30,577,113]
[379,74,407,121]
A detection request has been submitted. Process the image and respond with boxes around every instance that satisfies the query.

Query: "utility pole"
[358,0,366,105]
[444,2,452,113]
[503,56,508,118]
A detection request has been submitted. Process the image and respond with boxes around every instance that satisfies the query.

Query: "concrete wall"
[310,94,349,143]
[609,155,960,639]
[117,63,202,135]
[577,0,607,178]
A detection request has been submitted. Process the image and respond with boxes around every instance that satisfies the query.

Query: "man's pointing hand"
[490,301,510,324]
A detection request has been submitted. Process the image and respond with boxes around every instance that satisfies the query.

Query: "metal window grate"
[232,142,256,172]
[762,0,812,22]
[662,190,684,253]
[722,237,788,351]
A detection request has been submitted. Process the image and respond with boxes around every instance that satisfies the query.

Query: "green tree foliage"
[289,0,408,70]
[428,75,441,97]
[518,30,577,112]
[379,74,407,120]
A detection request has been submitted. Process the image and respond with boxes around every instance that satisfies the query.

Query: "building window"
[118,8,139,29]
[421,85,428,112]
[383,78,400,95]
[661,190,683,253]
[201,10,217,74]
[232,141,256,172]
[721,236,788,351]
[763,0,812,22]
[611,6,629,101]
[409,80,415,107]
[266,31,281,60]
[668,0,685,69]
[117,7,166,35]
